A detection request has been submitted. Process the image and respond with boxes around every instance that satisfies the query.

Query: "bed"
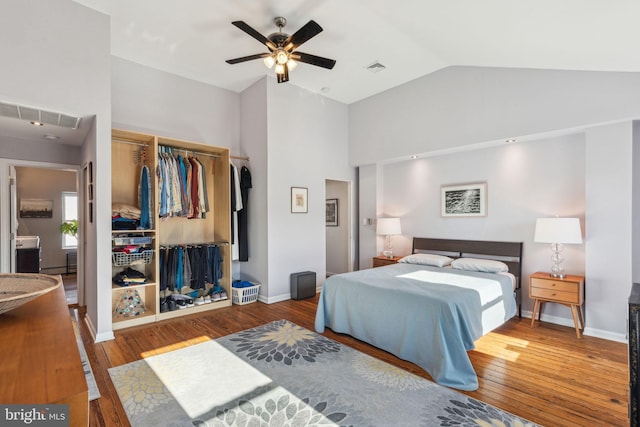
[315,237,523,391]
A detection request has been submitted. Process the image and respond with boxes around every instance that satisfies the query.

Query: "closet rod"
[231,155,250,161]
[159,241,230,248]
[159,144,221,159]
[113,138,148,147]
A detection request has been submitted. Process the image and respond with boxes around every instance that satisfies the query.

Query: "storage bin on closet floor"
[232,283,260,305]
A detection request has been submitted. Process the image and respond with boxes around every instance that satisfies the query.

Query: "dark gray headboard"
[412,237,524,316]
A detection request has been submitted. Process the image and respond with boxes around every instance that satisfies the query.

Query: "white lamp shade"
[376,218,401,235]
[534,218,583,244]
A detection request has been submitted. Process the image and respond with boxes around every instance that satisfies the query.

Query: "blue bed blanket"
[314,263,517,390]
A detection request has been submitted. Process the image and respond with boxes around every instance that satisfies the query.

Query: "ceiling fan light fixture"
[274,63,285,75]
[263,55,276,69]
[287,59,298,71]
[276,49,289,65]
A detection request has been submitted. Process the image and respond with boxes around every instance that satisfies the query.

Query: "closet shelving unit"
[111,129,231,331]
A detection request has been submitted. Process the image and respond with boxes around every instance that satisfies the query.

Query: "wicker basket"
[112,250,154,267]
[232,283,260,305]
[0,273,61,315]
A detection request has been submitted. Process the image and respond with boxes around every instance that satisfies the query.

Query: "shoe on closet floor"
[219,289,228,300]
[187,298,194,308]
[203,295,212,304]
[195,296,205,305]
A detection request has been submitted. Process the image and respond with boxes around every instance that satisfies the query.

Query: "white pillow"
[450,257,509,273]
[398,253,453,268]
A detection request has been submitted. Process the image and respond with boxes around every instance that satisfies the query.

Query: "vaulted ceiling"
[5,1,640,147]
[74,0,640,105]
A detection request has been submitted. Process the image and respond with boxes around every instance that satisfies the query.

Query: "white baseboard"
[84,314,115,343]
[522,310,626,343]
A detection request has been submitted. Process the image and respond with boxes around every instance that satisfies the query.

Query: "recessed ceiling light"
[43,134,60,140]
[30,121,43,126]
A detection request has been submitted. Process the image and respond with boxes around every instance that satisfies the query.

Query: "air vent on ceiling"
[366,61,386,73]
[0,101,81,129]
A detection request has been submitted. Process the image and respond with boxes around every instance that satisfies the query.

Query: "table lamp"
[534,217,583,278]
[376,217,401,258]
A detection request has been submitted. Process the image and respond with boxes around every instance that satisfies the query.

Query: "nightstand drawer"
[530,277,578,293]
[372,256,402,268]
[530,287,579,303]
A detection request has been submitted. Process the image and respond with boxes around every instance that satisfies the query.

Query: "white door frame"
[325,179,355,275]
[0,159,82,298]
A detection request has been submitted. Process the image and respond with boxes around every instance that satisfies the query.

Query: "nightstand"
[529,271,585,338]
[372,255,402,268]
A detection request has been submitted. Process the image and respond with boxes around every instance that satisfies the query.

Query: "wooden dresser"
[0,278,88,427]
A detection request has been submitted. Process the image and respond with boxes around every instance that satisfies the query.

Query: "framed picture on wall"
[19,199,53,218]
[291,187,308,213]
[441,182,487,217]
[326,199,338,226]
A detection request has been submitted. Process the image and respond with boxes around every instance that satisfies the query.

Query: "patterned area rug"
[108,320,538,426]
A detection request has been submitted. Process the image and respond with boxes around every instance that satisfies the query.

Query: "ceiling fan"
[225,17,336,84]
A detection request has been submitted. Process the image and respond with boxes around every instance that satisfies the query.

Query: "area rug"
[70,309,100,401]
[108,320,538,426]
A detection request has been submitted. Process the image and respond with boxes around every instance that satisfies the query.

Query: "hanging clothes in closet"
[159,243,223,292]
[157,145,210,220]
[230,163,242,260]
[238,165,252,261]
[138,162,152,229]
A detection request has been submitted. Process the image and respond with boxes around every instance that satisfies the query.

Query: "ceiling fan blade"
[225,52,271,65]
[284,20,323,51]
[231,21,276,51]
[292,52,336,70]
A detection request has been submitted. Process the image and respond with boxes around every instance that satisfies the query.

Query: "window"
[62,192,78,249]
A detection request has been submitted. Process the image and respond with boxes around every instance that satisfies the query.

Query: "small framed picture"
[326,199,338,226]
[441,182,487,217]
[291,187,308,213]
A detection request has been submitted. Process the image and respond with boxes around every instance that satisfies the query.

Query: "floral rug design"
[109,320,539,426]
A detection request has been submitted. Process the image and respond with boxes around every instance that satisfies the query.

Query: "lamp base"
[549,272,566,279]
[382,250,393,258]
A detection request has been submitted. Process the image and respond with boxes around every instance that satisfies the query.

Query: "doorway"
[325,179,354,277]
[1,159,82,305]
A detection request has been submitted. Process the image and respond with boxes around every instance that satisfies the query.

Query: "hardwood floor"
[79,295,629,427]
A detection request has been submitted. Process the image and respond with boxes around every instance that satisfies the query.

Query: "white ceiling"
[73,0,640,105]
[4,0,640,147]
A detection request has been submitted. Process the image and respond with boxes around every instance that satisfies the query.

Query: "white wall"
[350,66,640,166]
[0,0,111,341]
[382,134,586,317]
[584,122,633,340]
[358,165,378,269]
[266,78,352,301]
[238,78,268,291]
[111,58,240,151]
